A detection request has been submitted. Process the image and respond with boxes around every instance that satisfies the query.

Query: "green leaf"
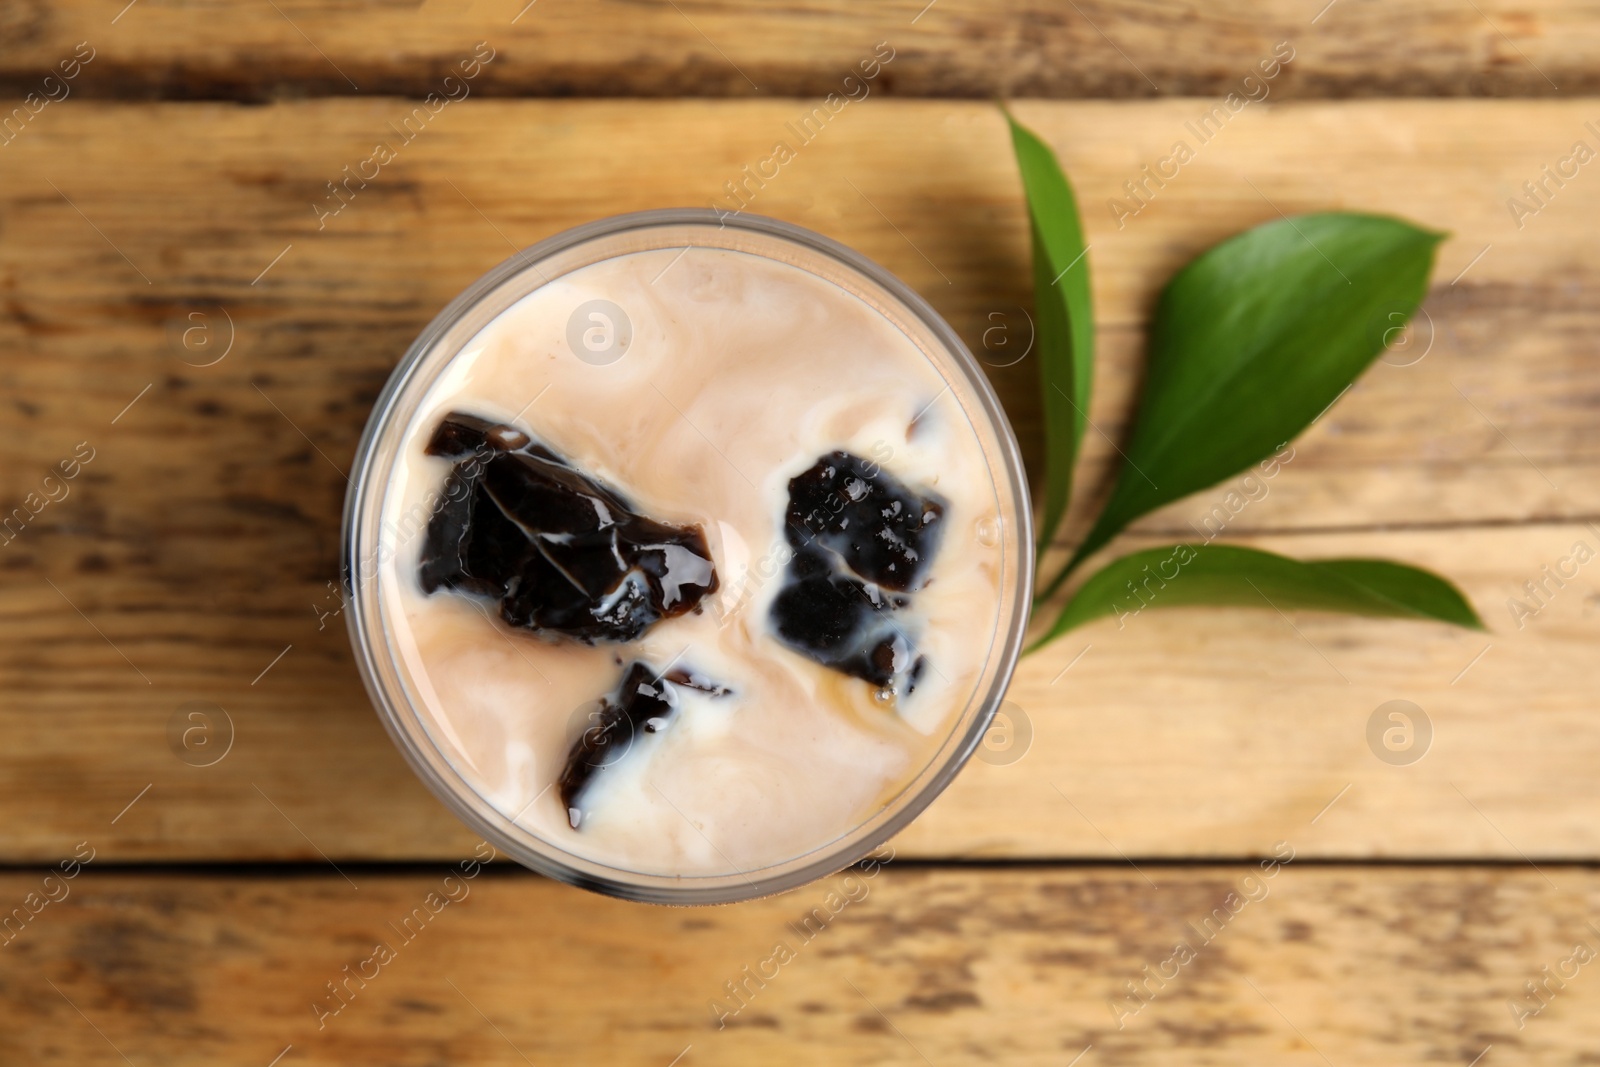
[1060,212,1445,583]
[1004,110,1094,573]
[1029,543,1483,651]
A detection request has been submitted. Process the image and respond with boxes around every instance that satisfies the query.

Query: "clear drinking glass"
[342,209,1032,904]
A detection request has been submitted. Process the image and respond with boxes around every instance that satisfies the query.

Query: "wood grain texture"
[2,0,1598,100]
[0,99,1596,862]
[4,865,1598,1065]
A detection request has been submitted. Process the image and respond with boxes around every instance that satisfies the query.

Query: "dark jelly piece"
[771,452,944,695]
[418,464,483,595]
[482,448,637,539]
[425,412,499,458]
[426,411,555,462]
[770,546,921,691]
[559,662,682,829]
[665,665,732,697]
[784,450,945,592]
[418,454,552,600]
[417,411,718,643]
[502,561,657,644]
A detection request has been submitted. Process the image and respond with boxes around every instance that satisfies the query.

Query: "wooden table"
[2,2,1597,1062]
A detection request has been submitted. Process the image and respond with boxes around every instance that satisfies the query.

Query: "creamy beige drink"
[372,239,1011,880]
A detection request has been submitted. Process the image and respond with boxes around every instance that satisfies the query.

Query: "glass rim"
[342,208,1034,905]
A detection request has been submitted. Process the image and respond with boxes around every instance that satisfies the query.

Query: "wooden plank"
[1,100,1594,535]
[3,1,1599,101]
[3,865,1596,1064]
[0,99,1596,862]
[6,522,1594,862]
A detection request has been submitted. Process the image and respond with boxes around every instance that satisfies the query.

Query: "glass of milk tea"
[343,210,1031,903]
